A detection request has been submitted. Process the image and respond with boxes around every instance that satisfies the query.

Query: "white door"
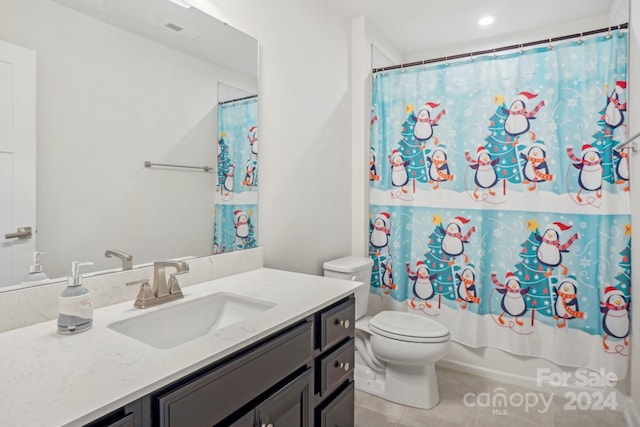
[0,39,36,288]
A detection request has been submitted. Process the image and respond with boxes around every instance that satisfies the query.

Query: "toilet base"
[354,357,441,409]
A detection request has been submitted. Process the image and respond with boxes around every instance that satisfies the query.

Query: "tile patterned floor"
[355,367,628,427]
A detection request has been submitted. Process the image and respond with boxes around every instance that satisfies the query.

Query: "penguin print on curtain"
[369,32,630,378]
[213,97,258,254]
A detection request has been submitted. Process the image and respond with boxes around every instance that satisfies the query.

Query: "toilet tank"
[323,256,373,320]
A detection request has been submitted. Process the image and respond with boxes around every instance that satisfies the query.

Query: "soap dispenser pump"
[21,251,50,287]
[57,261,94,335]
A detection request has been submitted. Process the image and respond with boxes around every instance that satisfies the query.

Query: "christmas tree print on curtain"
[217,134,232,195]
[600,226,631,354]
[410,215,477,315]
[390,103,447,198]
[476,93,547,199]
[491,218,581,332]
[565,80,628,205]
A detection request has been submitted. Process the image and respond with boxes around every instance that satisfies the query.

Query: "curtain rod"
[372,23,628,74]
[218,94,257,105]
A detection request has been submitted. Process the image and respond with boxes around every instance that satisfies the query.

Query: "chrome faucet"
[105,249,133,270]
[126,261,189,309]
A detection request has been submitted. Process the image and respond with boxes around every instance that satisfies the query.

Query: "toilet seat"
[369,311,450,343]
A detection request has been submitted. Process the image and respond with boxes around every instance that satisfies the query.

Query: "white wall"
[0,0,256,278]
[191,0,353,275]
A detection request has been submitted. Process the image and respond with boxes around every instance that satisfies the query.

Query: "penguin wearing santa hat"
[567,144,603,202]
[520,141,553,191]
[406,261,437,308]
[413,102,447,143]
[427,146,454,190]
[614,148,630,191]
[233,210,250,240]
[491,272,530,326]
[503,92,545,143]
[369,212,391,255]
[604,81,626,129]
[553,277,585,328]
[535,222,580,277]
[223,164,235,197]
[600,286,629,350]
[247,126,258,157]
[388,149,410,193]
[456,264,480,309]
[440,216,477,265]
[465,146,498,199]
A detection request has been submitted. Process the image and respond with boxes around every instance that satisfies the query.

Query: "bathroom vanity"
[0,267,361,427]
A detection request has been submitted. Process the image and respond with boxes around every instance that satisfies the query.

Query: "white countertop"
[0,268,363,427]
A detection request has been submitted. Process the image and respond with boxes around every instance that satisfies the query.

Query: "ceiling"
[52,0,258,79]
[327,0,625,57]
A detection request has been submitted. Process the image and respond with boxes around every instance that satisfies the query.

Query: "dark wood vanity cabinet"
[85,296,355,427]
[313,298,356,427]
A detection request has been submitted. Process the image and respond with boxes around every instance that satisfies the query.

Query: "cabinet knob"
[337,361,350,372]
[336,319,350,329]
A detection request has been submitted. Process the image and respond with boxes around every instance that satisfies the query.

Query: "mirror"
[0,0,258,289]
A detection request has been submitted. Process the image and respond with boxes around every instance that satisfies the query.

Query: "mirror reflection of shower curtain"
[213,96,258,254]
[369,32,631,378]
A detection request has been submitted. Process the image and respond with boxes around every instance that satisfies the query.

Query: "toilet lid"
[369,311,449,342]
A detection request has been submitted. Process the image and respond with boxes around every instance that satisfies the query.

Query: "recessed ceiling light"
[168,0,192,8]
[478,15,495,26]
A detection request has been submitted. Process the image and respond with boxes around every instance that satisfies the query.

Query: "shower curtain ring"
[577,33,584,44]
[547,38,553,50]
[618,25,624,37]
[493,49,497,59]
[445,56,449,66]
[422,60,427,70]
[469,53,474,63]
[519,44,524,55]
[606,27,612,39]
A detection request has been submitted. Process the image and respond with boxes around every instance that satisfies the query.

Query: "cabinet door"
[256,368,313,427]
[158,322,312,427]
[316,382,354,427]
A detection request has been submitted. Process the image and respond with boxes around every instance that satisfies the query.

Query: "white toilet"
[323,256,451,409]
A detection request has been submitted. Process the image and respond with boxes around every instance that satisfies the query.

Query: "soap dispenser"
[21,251,50,287]
[57,261,94,335]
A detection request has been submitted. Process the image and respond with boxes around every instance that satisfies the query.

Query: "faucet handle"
[168,272,186,295]
[126,279,154,308]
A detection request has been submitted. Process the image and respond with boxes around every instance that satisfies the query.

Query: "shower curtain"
[369,32,631,377]
[213,97,258,254]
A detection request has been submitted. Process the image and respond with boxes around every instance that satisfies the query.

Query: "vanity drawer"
[157,321,313,427]
[316,381,355,427]
[318,298,355,351]
[317,338,354,397]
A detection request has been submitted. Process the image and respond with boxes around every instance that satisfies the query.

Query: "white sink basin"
[108,292,276,349]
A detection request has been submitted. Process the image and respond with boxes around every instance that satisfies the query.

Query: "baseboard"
[437,359,549,392]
